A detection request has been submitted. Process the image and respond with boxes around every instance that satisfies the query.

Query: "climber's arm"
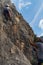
[29,39,38,48]
[31,42,38,48]
[35,37,43,43]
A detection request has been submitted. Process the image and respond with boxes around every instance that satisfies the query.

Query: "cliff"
[0,0,40,65]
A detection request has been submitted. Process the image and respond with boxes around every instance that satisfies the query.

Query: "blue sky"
[11,0,43,37]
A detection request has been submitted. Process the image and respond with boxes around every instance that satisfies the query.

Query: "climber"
[29,39,43,65]
[35,42,43,65]
[3,4,14,25]
[32,43,43,65]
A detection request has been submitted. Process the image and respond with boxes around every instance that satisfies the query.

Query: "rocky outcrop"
[0,23,31,65]
[0,0,41,65]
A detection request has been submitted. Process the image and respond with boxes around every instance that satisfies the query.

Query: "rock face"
[0,0,11,4]
[0,0,38,65]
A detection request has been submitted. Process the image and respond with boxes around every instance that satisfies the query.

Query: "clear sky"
[11,0,43,37]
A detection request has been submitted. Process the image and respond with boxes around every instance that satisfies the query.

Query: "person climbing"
[29,37,43,65]
[35,42,43,65]
[3,4,14,25]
